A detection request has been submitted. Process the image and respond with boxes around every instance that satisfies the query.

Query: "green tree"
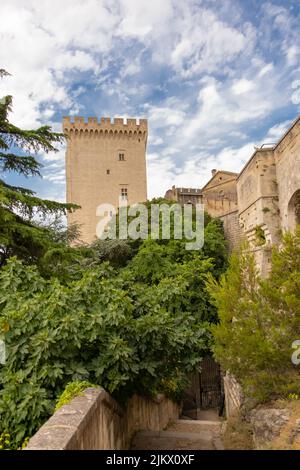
[207,228,300,404]
[0,257,211,447]
[0,69,77,267]
[0,198,227,447]
[91,239,134,268]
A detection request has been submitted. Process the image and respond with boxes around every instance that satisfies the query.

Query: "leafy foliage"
[0,431,11,450]
[55,381,98,411]
[207,228,300,404]
[0,208,227,447]
[254,225,266,246]
[0,256,217,447]
[91,239,134,268]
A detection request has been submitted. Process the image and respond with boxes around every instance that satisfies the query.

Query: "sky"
[1,0,300,202]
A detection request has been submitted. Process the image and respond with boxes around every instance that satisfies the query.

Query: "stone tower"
[63,116,148,244]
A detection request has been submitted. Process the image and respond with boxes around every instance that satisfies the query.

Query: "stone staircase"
[131,418,224,450]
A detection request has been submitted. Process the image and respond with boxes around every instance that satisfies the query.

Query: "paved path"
[131,419,224,450]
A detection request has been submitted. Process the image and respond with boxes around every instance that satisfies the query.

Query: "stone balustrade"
[25,388,179,450]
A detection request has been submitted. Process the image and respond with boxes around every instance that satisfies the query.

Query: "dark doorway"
[288,189,300,231]
[182,357,222,420]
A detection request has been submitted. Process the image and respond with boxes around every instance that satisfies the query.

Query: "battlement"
[62,116,147,139]
[177,187,202,194]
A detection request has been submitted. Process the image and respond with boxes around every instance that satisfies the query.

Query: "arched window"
[288,190,300,231]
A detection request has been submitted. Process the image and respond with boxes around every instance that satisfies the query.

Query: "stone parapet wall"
[219,210,243,252]
[223,373,244,418]
[274,116,300,232]
[25,388,179,450]
[63,116,147,131]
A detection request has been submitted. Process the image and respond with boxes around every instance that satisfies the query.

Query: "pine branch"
[0,152,41,176]
[0,68,80,264]
[0,123,65,153]
[0,181,79,217]
[0,207,54,266]
[0,69,11,78]
[0,95,65,154]
[0,95,12,123]
[0,179,36,195]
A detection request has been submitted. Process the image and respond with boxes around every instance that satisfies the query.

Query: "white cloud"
[182,73,279,142]
[53,51,98,72]
[170,9,254,77]
[232,79,255,95]
[0,0,117,129]
[44,173,65,184]
[145,103,186,128]
[123,62,141,77]
[118,0,173,38]
[292,80,300,89]
[146,155,176,199]
[291,81,300,105]
[43,163,66,184]
[1,0,300,204]
[42,147,66,163]
[285,45,300,67]
[265,121,291,141]
[147,142,255,199]
[148,136,163,146]
[211,144,255,174]
[258,63,274,77]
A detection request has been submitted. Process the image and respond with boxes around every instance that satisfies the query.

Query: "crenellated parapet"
[62,116,148,140]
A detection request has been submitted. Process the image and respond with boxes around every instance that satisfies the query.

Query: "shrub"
[207,228,300,404]
[0,432,11,450]
[0,204,227,447]
[0,258,213,447]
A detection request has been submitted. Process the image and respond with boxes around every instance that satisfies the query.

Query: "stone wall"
[249,407,290,449]
[236,148,281,274]
[223,373,243,418]
[202,171,238,218]
[274,116,300,232]
[219,210,243,252]
[25,388,179,450]
[164,186,203,206]
[248,402,300,450]
[237,148,281,245]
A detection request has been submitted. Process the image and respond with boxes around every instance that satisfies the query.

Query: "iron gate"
[182,356,223,417]
[198,356,222,409]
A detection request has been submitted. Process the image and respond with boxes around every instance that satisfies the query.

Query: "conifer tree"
[0,69,77,266]
[207,229,300,402]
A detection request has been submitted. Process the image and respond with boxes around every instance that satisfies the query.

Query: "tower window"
[121,187,128,200]
[106,169,110,175]
[119,153,125,161]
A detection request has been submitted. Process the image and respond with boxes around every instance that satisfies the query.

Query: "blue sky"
[1,0,300,200]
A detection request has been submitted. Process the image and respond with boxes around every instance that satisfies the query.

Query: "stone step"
[131,426,224,451]
[168,418,222,434]
[134,430,214,441]
[182,408,220,422]
[131,434,215,450]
